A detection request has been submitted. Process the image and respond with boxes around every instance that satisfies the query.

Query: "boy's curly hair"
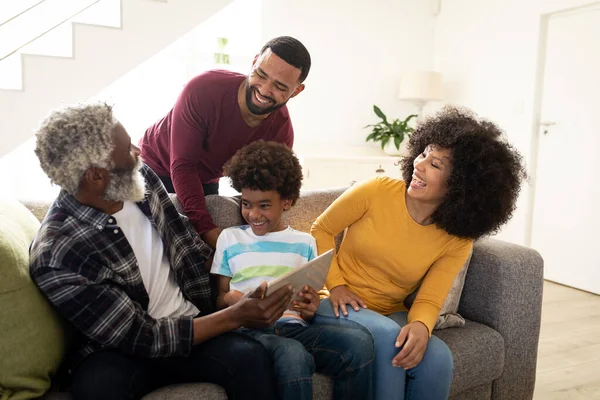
[223,140,303,205]
[400,106,527,239]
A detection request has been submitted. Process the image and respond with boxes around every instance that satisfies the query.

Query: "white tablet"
[265,249,334,302]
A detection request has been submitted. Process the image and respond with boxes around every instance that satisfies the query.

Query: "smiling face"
[407,144,453,206]
[240,189,292,236]
[244,48,305,115]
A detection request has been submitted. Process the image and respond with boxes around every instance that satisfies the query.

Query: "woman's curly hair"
[223,140,303,205]
[400,106,527,239]
[35,102,116,195]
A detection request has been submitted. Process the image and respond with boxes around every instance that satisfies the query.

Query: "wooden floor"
[534,281,600,399]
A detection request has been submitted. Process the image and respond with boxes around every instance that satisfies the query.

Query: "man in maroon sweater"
[139,36,310,248]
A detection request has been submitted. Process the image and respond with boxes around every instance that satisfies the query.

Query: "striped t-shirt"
[210,225,317,294]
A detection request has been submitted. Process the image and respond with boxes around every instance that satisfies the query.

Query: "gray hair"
[35,102,117,195]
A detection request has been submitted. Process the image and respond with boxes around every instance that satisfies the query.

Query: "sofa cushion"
[40,373,333,400]
[434,320,504,396]
[143,382,226,400]
[405,249,473,330]
[284,188,347,234]
[435,248,473,329]
[0,198,69,400]
[205,195,244,229]
[170,189,347,240]
[142,372,333,399]
[169,194,244,230]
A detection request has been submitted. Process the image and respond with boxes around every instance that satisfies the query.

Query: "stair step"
[0,0,234,158]
[0,0,121,90]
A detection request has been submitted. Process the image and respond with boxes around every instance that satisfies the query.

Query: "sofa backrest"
[169,187,348,236]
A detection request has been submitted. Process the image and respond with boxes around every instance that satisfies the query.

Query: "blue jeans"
[313,300,454,400]
[242,318,375,400]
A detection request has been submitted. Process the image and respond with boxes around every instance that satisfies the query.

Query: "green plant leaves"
[373,105,387,123]
[365,105,414,150]
[380,136,390,149]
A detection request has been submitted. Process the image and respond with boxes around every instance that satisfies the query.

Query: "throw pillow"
[0,198,69,399]
[169,194,244,229]
[404,248,474,330]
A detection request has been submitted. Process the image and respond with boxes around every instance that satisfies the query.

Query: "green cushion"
[0,198,68,400]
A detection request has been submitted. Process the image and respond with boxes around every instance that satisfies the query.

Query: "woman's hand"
[292,285,320,321]
[329,285,368,317]
[392,321,429,369]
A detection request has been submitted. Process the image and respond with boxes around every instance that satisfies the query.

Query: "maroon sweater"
[139,70,294,235]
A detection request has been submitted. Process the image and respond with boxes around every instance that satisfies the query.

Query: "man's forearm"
[192,307,241,345]
[171,163,218,235]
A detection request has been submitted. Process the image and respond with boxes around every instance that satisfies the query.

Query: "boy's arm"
[215,275,244,310]
[211,229,245,309]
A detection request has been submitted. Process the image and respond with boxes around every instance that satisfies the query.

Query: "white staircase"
[0,0,232,157]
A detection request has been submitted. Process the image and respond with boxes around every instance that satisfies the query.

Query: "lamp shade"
[397,71,443,102]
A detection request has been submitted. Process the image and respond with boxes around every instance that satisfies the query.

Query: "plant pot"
[383,140,408,156]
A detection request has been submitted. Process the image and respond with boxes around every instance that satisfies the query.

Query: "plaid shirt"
[30,164,213,365]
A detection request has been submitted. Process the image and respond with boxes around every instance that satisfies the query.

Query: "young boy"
[211,141,374,400]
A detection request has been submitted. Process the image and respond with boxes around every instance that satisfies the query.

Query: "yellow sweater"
[311,176,473,333]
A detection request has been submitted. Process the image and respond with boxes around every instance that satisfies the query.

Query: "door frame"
[524,0,600,247]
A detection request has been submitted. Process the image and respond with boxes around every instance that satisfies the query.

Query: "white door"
[531,5,600,294]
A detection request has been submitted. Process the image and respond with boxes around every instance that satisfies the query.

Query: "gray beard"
[104,159,146,202]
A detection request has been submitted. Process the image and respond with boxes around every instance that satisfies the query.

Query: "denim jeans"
[241,318,375,400]
[313,299,454,400]
[70,331,276,400]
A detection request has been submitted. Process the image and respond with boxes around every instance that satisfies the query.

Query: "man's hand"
[392,321,429,369]
[224,289,244,307]
[230,282,293,329]
[201,227,222,249]
[329,285,368,317]
[292,285,320,321]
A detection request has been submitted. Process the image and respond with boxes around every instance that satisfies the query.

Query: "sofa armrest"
[459,238,543,400]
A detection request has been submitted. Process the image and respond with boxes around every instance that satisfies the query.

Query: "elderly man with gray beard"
[29,102,294,400]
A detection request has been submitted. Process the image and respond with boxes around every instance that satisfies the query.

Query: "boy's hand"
[292,285,320,321]
[231,282,293,329]
[224,289,244,306]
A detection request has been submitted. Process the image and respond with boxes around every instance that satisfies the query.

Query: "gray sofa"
[29,187,543,400]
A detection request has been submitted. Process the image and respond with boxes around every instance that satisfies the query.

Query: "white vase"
[383,140,408,156]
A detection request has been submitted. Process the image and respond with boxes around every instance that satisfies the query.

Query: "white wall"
[260,0,436,155]
[433,0,598,245]
[0,0,232,157]
[0,0,254,201]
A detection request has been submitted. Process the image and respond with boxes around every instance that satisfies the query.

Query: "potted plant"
[213,37,230,65]
[365,105,417,156]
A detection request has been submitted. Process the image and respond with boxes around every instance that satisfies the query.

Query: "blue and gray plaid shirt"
[30,164,213,365]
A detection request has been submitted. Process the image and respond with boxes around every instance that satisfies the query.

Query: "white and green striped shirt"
[210,225,317,294]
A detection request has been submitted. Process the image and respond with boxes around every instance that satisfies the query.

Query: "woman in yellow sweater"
[311,107,526,400]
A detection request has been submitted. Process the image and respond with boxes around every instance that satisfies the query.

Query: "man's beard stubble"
[244,81,287,116]
[104,158,146,203]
